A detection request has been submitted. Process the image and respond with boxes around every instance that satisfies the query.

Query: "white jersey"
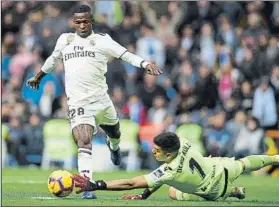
[41,32,131,106]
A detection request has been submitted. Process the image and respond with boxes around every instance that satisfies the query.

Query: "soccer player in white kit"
[27,5,163,199]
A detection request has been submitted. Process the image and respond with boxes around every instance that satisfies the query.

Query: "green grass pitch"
[2,168,279,206]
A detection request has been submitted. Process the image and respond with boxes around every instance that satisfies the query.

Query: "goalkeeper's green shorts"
[175,157,244,201]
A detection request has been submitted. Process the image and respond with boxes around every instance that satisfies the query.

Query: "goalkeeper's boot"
[82,191,97,199]
[232,187,245,200]
[106,139,121,166]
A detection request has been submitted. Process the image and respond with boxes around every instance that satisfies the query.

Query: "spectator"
[107,57,127,90]
[162,114,177,133]
[270,65,279,101]
[218,2,244,26]
[244,12,267,40]
[155,15,175,45]
[167,1,183,29]
[9,44,34,80]
[2,102,13,124]
[23,113,44,165]
[205,111,231,156]
[181,25,195,52]
[7,116,25,165]
[216,14,238,50]
[148,95,167,124]
[2,46,12,83]
[239,48,259,81]
[222,96,239,121]
[137,74,167,109]
[20,22,38,52]
[192,65,219,110]
[12,2,28,29]
[230,116,265,159]
[2,13,19,37]
[110,87,126,118]
[123,45,138,96]
[175,61,198,89]
[265,36,279,70]
[122,94,147,125]
[252,76,278,130]
[178,2,221,35]
[164,34,180,71]
[136,24,165,68]
[270,2,279,35]
[199,23,216,69]
[235,36,248,67]
[22,62,63,106]
[39,81,57,118]
[174,82,196,115]
[218,66,233,103]
[113,15,137,46]
[2,32,17,55]
[236,81,254,113]
[53,95,68,119]
[94,13,113,36]
[225,110,247,141]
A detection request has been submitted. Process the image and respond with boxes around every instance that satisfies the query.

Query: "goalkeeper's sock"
[241,155,279,173]
[78,148,94,182]
[108,137,120,151]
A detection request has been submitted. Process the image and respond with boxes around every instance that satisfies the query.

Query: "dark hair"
[247,116,260,128]
[154,132,180,153]
[73,5,92,14]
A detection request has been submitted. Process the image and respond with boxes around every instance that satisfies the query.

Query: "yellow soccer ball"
[47,170,74,197]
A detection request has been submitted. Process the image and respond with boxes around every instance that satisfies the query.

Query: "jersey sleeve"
[143,165,170,188]
[102,34,127,58]
[41,33,67,73]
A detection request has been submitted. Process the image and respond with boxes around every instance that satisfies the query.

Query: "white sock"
[78,148,94,182]
[108,137,120,151]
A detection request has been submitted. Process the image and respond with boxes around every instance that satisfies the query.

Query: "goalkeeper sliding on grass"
[73,132,279,201]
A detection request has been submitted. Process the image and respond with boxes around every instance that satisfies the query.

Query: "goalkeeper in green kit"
[73,132,279,201]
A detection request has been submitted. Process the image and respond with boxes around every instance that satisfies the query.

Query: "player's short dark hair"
[73,5,92,14]
[154,132,180,153]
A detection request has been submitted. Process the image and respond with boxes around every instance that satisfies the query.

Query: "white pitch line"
[31,196,57,200]
[3,180,45,184]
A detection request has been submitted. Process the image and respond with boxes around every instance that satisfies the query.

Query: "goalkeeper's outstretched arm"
[73,174,148,192]
[73,174,162,200]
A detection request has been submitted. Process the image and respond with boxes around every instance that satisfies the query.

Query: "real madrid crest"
[67,34,75,44]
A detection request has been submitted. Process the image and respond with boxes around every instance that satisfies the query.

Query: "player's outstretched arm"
[103,34,163,76]
[27,34,66,90]
[120,51,163,76]
[73,174,148,194]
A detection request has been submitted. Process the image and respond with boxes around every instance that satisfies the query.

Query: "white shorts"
[68,94,119,134]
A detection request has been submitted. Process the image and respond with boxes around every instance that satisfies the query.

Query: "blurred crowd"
[2,1,279,168]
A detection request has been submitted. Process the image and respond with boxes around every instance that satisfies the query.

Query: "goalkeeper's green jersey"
[144,138,229,200]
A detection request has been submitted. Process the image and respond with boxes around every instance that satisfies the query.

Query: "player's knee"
[107,129,121,139]
[168,187,177,200]
[77,139,92,149]
[100,122,121,139]
[72,124,94,149]
[113,129,121,139]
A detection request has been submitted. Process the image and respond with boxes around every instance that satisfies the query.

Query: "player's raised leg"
[240,155,279,173]
[100,122,121,165]
[98,103,122,165]
[168,186,245,201]
[72,124,96,199]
